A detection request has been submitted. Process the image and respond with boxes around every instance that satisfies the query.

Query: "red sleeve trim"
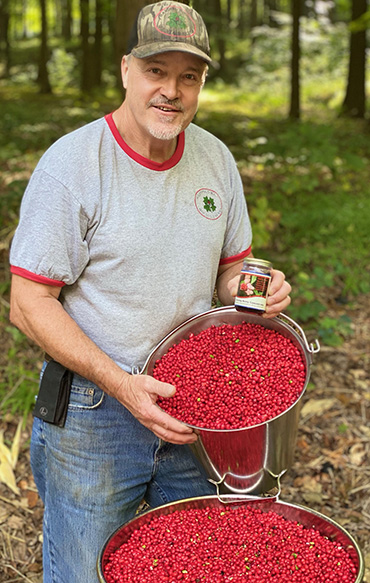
[219,246,252,265]
[105,112,185,171]
[10,266,65,287]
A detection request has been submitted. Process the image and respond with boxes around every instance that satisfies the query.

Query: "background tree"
[208,0,227,71]
[0,0,11,77]
[114,0,151,89]
[61,0,73,41]
[250,0,258,29]
[340,0,368,118]
[289,0,301,119]
[80,0,92,91]
[37,0,52,93]
[93,0,103,87]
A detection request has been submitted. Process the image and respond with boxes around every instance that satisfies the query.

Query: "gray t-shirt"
[10,114,252,372]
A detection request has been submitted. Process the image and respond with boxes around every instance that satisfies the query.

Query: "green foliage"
[338,422,348,434]
[349,10,370,32]
[235,17,349,91]
[248,196,281,250]
[317,315,353,347]
[0,320,41,419]
[197,21,370,348]
[47,48,79,90]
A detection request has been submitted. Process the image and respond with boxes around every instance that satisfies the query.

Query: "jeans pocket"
[68,375,105,411]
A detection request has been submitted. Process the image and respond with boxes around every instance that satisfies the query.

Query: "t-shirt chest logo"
[194,188,223,220]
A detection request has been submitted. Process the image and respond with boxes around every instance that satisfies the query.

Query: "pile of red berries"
[103,504,357,583]
[153,322,306,429]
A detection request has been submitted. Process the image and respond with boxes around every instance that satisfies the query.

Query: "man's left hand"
[263,268,291,318]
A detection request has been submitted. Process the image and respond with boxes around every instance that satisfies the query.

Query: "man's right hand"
[115,372,198,445]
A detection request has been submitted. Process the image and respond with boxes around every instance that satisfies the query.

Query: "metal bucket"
[139,307,320,495]
[97,495,364,582]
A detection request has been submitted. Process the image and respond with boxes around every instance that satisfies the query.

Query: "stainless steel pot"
[139,307,320,495]
[97,495,364,583]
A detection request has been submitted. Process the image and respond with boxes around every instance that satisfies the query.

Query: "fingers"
[227,273,240,298]
[264,269,291,318]
[138,405,198,444]
[116,373,197,444]
[147,414,198,444]
[228,268,291,318]
[152,380,176,399]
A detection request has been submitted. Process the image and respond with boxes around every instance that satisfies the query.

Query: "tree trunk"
[37,0,52,93]
[114,0,150,89]
[265,0,279,25]
[289,0,301,119]
[214,0,226,70]
[226,0,232,23]
[341,0,367,118]
[250,0,258,29]
[92,0,103,87]
[62,0,73,41]
[22,0,28,39]
[80,0,93,91]
[0,0,11,77]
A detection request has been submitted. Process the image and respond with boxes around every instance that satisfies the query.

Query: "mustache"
[148,97,184,112]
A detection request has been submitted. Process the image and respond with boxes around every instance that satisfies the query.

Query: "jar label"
[235,270,271,311]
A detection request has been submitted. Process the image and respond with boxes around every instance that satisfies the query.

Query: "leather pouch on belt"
[33,360,73,427]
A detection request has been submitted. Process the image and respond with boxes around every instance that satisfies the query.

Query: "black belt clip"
[33,360,73,427]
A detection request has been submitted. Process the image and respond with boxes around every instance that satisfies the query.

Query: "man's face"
[122,51,207,142]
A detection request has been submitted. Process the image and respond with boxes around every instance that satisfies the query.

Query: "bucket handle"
[209,469,286,504]
[276,313,320,356]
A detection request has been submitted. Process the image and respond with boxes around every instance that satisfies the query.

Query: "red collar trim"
[105,112,184,171]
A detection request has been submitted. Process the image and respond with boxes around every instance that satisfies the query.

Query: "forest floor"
[0,293,369,583]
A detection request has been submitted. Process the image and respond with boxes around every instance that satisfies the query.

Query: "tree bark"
[37,0,52,93]
[92,0,103,87]
[250,0,258,29]
[114,0,150,89]
[80,0,92,91]
[289,0,301,119]
[61,0,73,41]
[341,0,367,118]
[213,0,226,71]
[0,0,11,77]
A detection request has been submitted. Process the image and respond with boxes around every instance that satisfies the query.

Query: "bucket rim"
[139,306,320,376]
[139,306,316,432]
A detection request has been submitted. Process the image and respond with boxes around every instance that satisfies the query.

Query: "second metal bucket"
[97,495,364,583]
[140,306,320,495]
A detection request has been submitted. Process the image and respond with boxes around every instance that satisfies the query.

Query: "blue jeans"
[30,370,215,583]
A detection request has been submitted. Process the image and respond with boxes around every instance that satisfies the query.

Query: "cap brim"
[131,41,216,66]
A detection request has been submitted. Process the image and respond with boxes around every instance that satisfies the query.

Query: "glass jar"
[234,257,272,313]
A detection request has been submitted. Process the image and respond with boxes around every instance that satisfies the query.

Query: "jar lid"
[243,257,273,269]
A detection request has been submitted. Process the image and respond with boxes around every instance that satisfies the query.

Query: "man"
[9,2,291,581]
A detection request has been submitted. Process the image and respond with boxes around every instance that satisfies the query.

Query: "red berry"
[103,505,358,583]
[153,323,307,429]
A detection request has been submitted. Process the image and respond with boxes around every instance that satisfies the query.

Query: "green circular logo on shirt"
[195,189,223,220]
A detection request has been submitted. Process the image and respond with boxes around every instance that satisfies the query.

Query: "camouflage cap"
[129,1,212,65]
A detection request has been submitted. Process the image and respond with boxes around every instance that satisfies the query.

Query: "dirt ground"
[0,294,369,582]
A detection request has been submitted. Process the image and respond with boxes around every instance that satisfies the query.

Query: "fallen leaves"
[300,397,338,418]
[293,475,323,504]
[0,418,43,582]
[349,443,368,466]
[0,419,22,495]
